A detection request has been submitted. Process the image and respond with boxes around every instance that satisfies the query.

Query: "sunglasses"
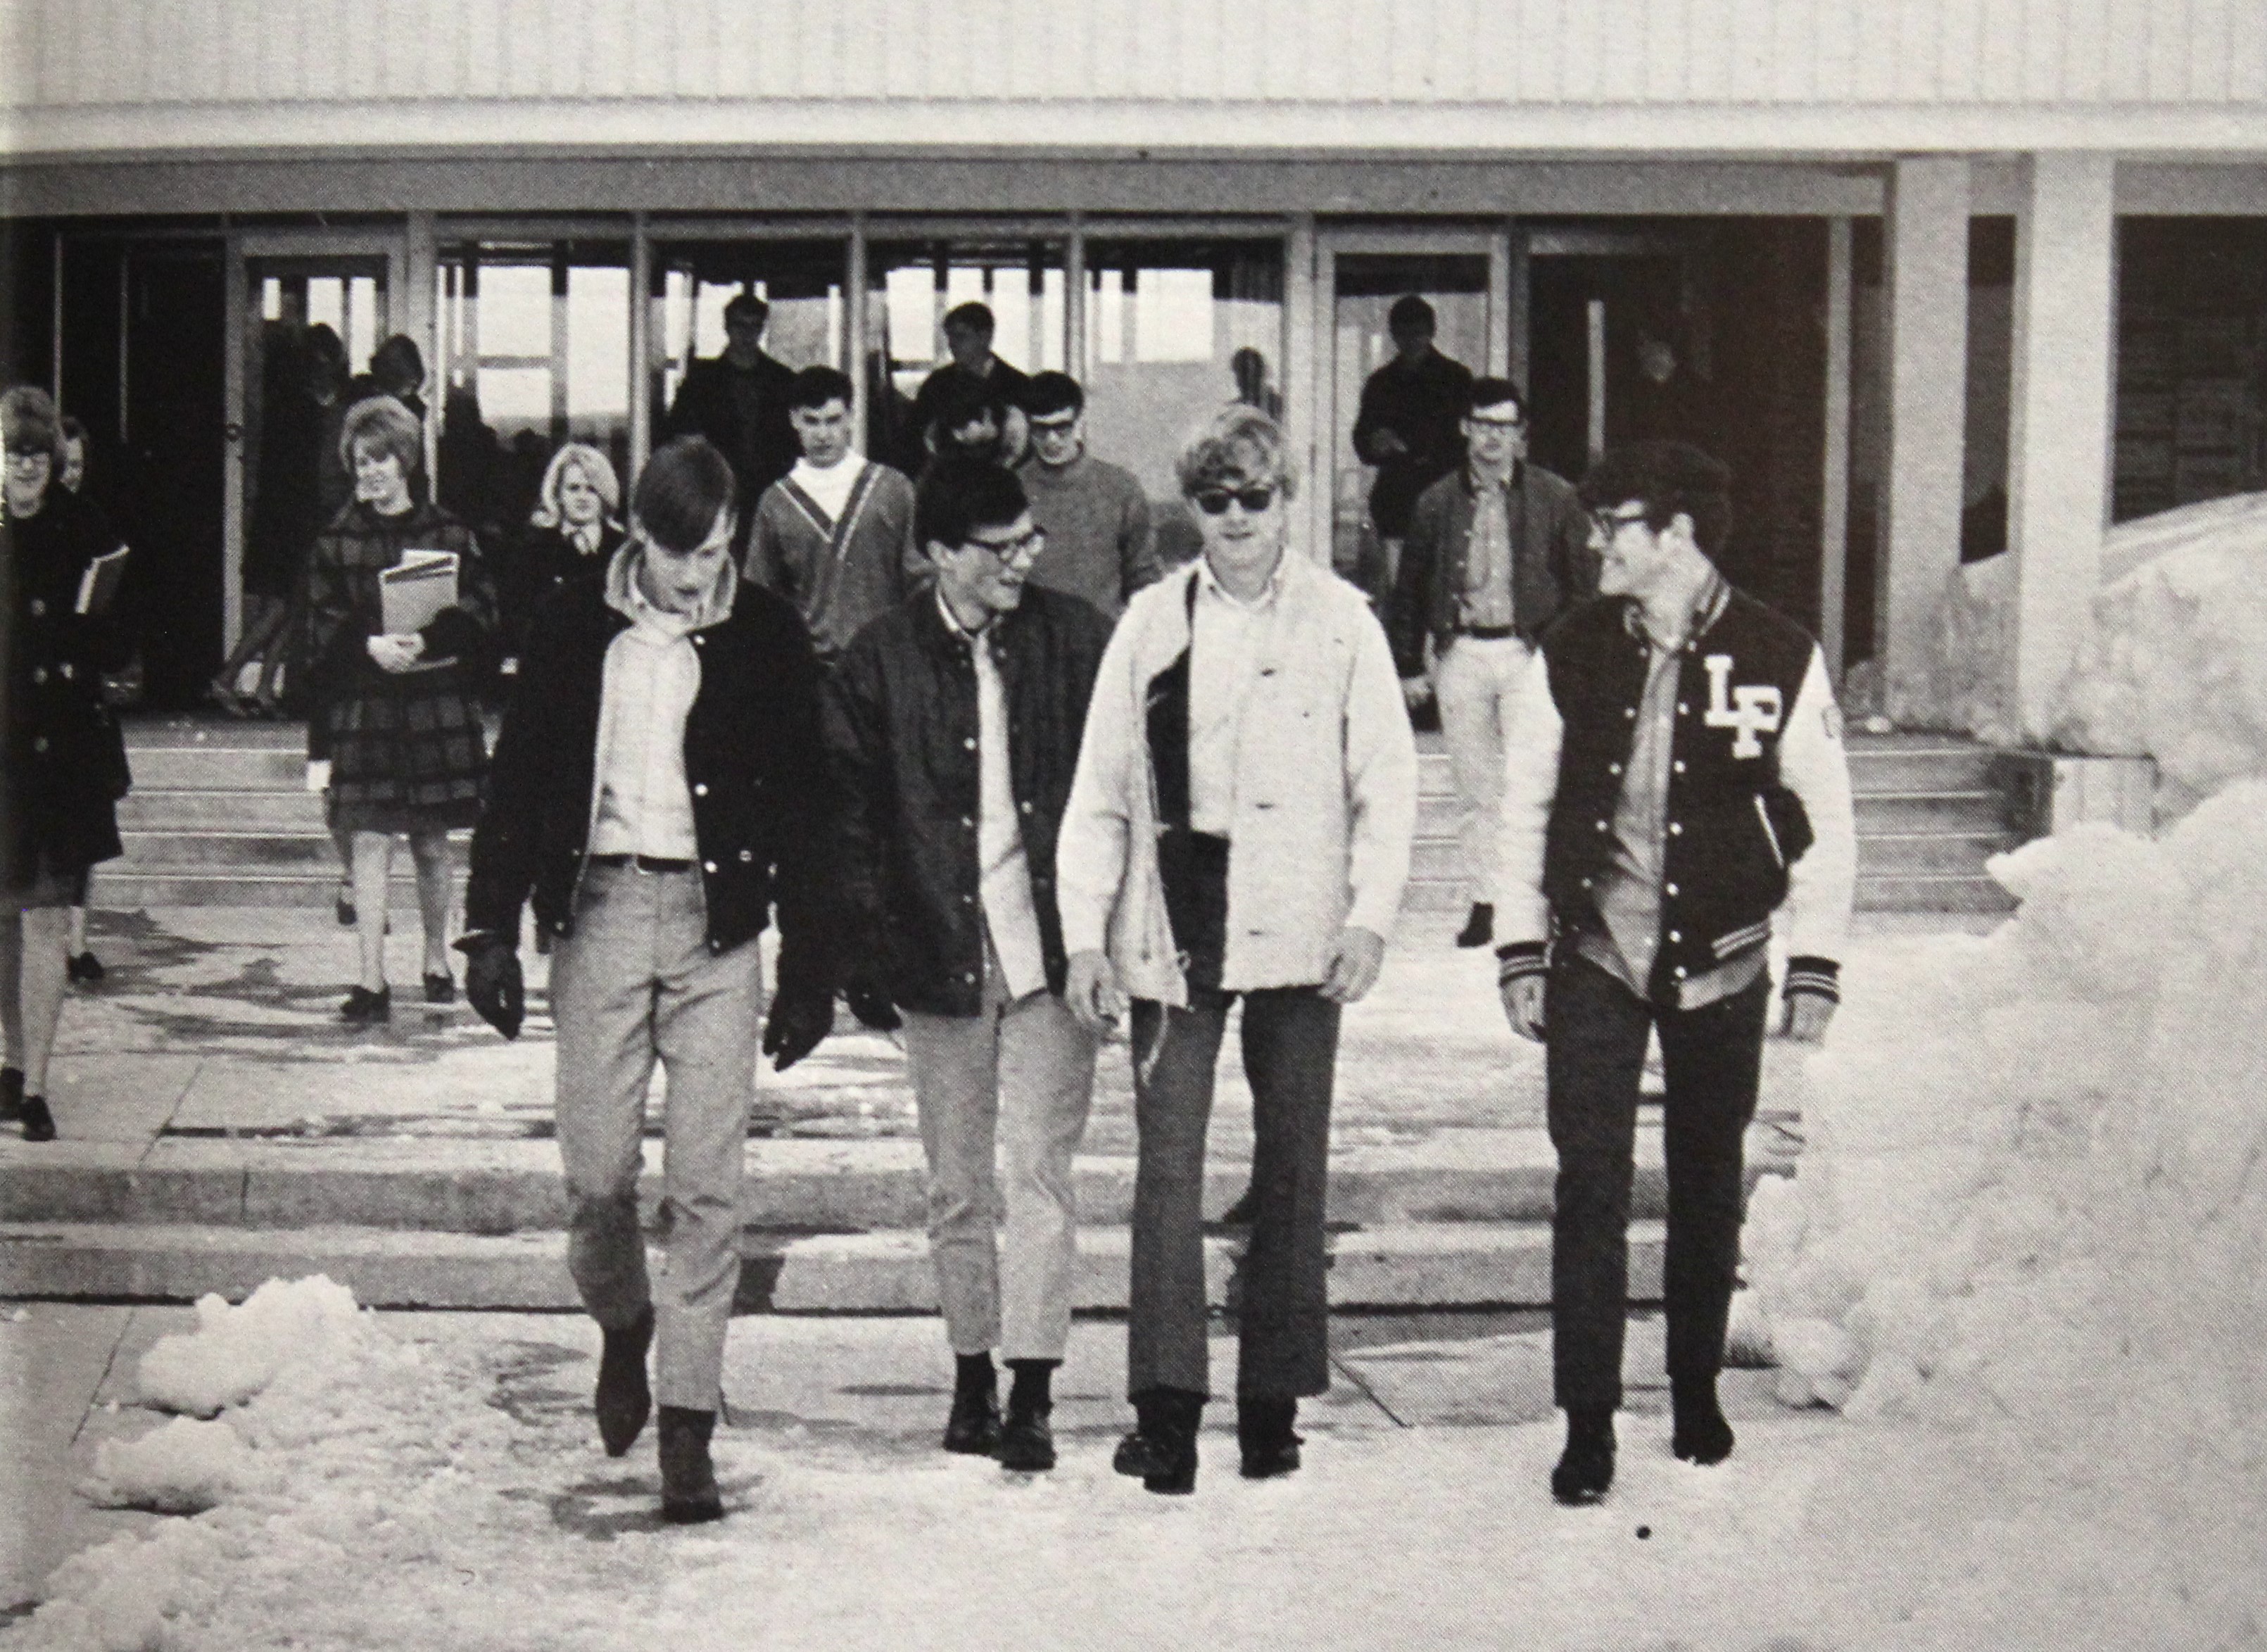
[1192,485,1277,516]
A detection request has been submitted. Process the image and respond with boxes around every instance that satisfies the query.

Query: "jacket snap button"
[1595,819,1608,833]
[31,668,46,684]
[702,861,717,873]
[963,737,976,750]
[693,783,708,797]
[738,849,753,862]
[1676,702,1689,715]
[1607,762,1619,776]
[1667,822,1681,836]
[1019,801,1033,814]
[964,971,976,983]
[28,599,44,617]
[32,736,49,753]
[1668,930,1681,943]
[692,635,705,647]
[1672,761,1685,774]
[1673,966,1687,979]
[1665,883,1678,897]
[1624,707,1636,719]
[961,816,974,829]
[1581,876,1593,889]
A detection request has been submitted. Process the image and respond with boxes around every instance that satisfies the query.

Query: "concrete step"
[1855,828,2021,874]
[1,1138,1738,1233]
[1398,878,1469,915]
[1845,737,2007,795]
[87,869,430,907]
[1855,872,2016,913]
[126,746,308,790]
[1852,789,2012,835]
[118,790,329,831]
[118,831,348,869]
[0,1218,1667,1313]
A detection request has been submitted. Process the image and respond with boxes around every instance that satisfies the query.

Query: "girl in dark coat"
[501,442,625,673]
[303,395,498,1023]
[1,387,131,1140]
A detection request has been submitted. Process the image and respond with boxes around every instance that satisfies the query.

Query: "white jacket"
[1055,555,1417,1006]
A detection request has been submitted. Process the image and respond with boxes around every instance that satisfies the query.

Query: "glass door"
[229,232,402,660]
[1314,234,1504,603]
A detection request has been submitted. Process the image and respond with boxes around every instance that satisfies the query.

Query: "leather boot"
[1113,1387,1202,1495]
[1671,1374,1736,1465]
[943,1357,1002,1456]
[1237,1395,1303,1480]
[1551,1408,1616,1505]
[657,1406,724,1524]
[594,1304,655,1458]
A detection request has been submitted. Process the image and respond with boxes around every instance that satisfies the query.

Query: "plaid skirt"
[326,673,487,836]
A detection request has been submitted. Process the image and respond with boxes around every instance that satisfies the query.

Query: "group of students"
[434,371,1853,1521]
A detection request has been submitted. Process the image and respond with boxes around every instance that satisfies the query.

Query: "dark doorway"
[1524,251,1691,484]
[122,246,228,710]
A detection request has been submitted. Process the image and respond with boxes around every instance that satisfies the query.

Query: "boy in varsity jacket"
[1494,441,1855,1506]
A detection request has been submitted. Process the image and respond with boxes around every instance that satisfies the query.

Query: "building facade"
[4,0,2266,730]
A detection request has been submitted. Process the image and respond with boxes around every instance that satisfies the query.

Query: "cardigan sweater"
[1056,554,1417,1006]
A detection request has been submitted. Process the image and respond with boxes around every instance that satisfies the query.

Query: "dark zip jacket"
[463,562,835,1000]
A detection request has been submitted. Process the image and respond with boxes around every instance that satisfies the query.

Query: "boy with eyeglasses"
[1493,440,1854,1506]
[1014,371,1160,621]
[821,460,1115,1473]
[1387,377,1596,947]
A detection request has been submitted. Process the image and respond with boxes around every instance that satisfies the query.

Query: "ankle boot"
[1,1066,23,1123]
[1237,1395,1303,1480]
[1114,1387,1202,1495]
[944,1356,1002,1456]
[657,1406,724,1524]
[1551,1408,1616,1505]
[19,1095,56,1142]
[594,1305,655,1458]
[998,1360,1057,1472]
[1671,1374,1736,1465]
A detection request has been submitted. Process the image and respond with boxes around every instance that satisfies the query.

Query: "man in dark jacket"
[822,460,1113,1475]
[660,294,801,555]
[1388,378,1594,947]
[1351,294,1474,597]
[1494,441,1855,1507]
[457,436,837,1525]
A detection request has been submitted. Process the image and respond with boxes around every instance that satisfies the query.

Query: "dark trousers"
[1126,986,1341,1402]
[1546,950,1768,1414]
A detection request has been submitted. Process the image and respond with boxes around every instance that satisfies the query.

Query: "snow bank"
[1745,781,2267,1636]
[2052,491,2267,812]
[80,1417,265,1515]
[135,1273,370,1418]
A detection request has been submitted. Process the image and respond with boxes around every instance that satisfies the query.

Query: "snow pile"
[1745,783,2267,1634]
[134,1273,370,1418]
[79,1416,266,1515]
[1926,553,2019,743]
[2052,491,2267,812]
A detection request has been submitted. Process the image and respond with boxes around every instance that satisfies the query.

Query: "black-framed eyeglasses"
[966,526,1046,567]
[1192,485,1277,516]
[1591,505,1650,536]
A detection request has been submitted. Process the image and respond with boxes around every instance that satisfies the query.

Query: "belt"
[586,853,695,874]
[1461,624,1520,641]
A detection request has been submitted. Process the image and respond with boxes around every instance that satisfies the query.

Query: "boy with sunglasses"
[1059,406,1417,1493]
[822,460,1116,1473]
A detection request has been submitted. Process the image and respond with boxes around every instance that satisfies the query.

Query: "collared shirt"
[586,549,735,861]
[1577,572,1767,1010]
[1187,551,1283,836]
[939,592,1048,1000]
[1459,467,1517,630]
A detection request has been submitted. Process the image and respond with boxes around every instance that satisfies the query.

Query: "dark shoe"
[1551,1411,1617,1506]
[1672,1377,1736,1466]
[66,951,106,985]
[423,971,456,1006]
[997,1406,1056,1472]
[0,1066,23,1123]
[657,1406,724,1524]
[335,885,357,928]
[20,1096,57,1143]
[1237,1396,1304,1480]
[339,985,391,1024]
[595,1306,655,1458]
[1455,902,1495,948]
[1116,1389,1201,1494]
[943,1384,1002,1456]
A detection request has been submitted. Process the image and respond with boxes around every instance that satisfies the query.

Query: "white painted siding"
[4,0,2265,153]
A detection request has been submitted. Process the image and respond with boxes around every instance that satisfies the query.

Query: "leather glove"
[762,986,835,1072]
[845,977,902,1033]
[455,934,524,1040]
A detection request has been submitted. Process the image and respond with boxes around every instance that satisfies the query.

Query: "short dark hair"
[58,413,88,445]
[1022,371,1083,419]
[1388,294,1436,333]
[634,436,738,552]
[1579,441,1734,557]
[788,365,854,412]
[1466,377,1524,420]
[371,334,424,394]
[928,374,1006,441]
[723,292,769,328]
[942,301,995,336]
[915,460,1028,553]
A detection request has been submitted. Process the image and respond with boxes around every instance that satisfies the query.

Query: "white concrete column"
[2007,153,2117,740]
[1881,157,1971,723]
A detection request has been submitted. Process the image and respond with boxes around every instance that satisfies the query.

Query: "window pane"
[864,239,1069,475]
[434,240,631,543]
[1082,241,1285,527]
